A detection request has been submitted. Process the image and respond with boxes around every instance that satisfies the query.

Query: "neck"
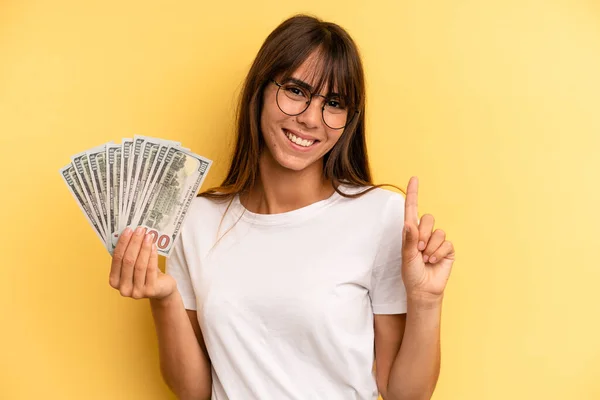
[241,150,335,214]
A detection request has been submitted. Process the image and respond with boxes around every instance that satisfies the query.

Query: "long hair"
[199,14,404,204]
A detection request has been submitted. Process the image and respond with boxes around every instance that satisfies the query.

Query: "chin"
[275,155,314,172]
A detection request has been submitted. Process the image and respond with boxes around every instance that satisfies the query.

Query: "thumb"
[402,222,420,259]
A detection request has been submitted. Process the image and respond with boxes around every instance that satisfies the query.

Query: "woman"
[109,14,455,400]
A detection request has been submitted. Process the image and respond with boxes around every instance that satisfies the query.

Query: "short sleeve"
[165,233,197,310]
[370,193,408,314]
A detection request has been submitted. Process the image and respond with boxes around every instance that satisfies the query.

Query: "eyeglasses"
[270,79,359,130]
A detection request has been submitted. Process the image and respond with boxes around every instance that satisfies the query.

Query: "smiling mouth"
[283,129,319,148]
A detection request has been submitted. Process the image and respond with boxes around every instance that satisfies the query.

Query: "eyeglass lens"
[276,83,352,129]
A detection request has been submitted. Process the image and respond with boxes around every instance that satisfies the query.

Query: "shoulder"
[188,194,231,215]
[182,194,234,231]
[175,194,237,252]
[337,183,405,218]
[333,184,405,250]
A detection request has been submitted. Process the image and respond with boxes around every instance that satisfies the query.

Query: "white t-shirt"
[166,184,408,400]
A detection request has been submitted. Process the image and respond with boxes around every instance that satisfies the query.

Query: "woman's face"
[260,53,344,172]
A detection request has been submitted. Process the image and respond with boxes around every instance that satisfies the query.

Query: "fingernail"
[135,227,144,235]
[430,256,437,263]
[418,241,425,251]
[145,233,152,243]
[423,255,429,263]
[123,227,132,236]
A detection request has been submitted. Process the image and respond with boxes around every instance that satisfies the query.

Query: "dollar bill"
[123,136,181,228]
[62,137,211,256]
[124,139,158,227]
[110,142,178,250]
[123,136,145,219]
[71,152,107,240]
[130,147,211,256]
[134,143,172,216]
[106,144,121,253]
[118,138,133,232]
[59,164,106,246]
[87,144,111,249]
[132,146,178,225]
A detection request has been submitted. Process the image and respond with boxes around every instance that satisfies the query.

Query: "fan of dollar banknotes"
[59,136,212,257]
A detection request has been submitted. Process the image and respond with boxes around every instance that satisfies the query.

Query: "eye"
[327,99,341,108]
[326,97,348,110]
[283,85,308,98]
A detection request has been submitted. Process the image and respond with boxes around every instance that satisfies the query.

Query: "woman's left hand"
[401,176,455,302]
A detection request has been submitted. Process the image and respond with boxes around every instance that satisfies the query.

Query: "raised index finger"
[404,176,419,225]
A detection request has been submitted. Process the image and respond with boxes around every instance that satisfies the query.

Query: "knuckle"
[123,256,136,267]
[134,263,146,273]
[131,289,143,299]
[119,286,132,297]
[112,254,123,265]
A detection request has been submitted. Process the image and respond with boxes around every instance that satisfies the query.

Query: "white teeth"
[285,130,315,147]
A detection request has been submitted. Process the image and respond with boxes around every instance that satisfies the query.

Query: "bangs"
[276,43,361,109]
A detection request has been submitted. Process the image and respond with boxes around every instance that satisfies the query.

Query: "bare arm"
[109,227,212,400]
[374,314,406,399]
[375,297,442,400]
[150,294,212,400]
[375,176,453,399]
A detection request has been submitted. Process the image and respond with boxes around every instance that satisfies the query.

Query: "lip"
[282,129,319,152]
[283,128,319,142]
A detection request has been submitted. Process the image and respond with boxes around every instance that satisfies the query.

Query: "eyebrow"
[284,77,341,98]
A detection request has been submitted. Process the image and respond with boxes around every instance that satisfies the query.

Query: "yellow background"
[1,0,599,399]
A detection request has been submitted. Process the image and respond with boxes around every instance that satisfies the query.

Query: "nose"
[295,96,323,129]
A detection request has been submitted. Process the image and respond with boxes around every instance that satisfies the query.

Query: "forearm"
[150,291,212,400]
[387,296,443,400]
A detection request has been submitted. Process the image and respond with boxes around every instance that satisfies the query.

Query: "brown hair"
[199,14,404,206]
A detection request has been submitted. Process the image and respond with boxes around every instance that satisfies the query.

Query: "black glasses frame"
[270,79,359,130]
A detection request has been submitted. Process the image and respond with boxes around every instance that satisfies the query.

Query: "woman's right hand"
[109,226,177,301]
